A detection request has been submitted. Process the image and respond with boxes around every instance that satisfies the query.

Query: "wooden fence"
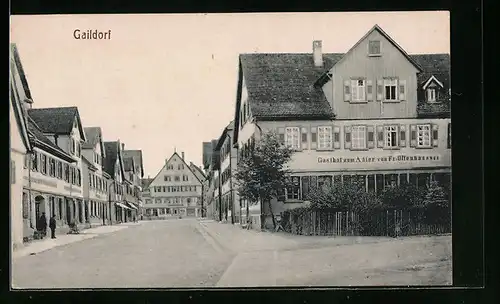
[281,207,450,237]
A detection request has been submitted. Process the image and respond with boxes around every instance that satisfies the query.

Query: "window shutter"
[343,80,351,102]
[333,126,341,149]
[278,127,285,144]
[410,124,417,147]
[432,124,439,147]
[399,125,407,147]
[376,79,383,101]
[399,80,407,101]
[311,127,317,149]
[376,126,384,148]
[344,126,352,150]
[301,127,308,150]
[366,80,373,101]
[367,125,375,149]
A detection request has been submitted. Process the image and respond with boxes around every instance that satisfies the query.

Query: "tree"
[234,131,295,230]
[379,183,426,210]
[422,180,448,208]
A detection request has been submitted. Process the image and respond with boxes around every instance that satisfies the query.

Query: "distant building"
[122,149,145,215]
[143,152,203,218]
[103,141,131,223]
[213,121,239,223]
[232,24,451,229]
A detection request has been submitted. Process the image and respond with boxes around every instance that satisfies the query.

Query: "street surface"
[12,218,452,288]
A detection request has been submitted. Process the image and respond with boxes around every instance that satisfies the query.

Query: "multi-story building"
[26,105,88,231]
[82,127,111,226]
[10,43,33,249]
[122,148,144,217]
[143,152,203,218]
[202,139,220,221]
[232,24,451,229]
[213,121,240,224]
[103,141,131,223]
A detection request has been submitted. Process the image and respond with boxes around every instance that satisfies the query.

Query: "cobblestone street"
[12,219,452,289]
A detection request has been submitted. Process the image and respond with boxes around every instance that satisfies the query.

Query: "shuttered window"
[416,124,432,148]
[384,125,399,148]
[317,126,333,149]
[285,127,300,150]
[351,126,366,149]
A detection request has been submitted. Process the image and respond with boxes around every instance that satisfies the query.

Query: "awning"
[115,202,131,210]
[125,202,138,210]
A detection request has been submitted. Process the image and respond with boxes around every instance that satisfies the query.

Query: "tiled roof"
[122,150,144,177]
[239,53,343,120]
[28,106,79,135]
[26,116,75,162]
[103,141,119,177]
[410,54,450,89]
[83,127,102,149]
[123,157,135,172]
[10,44,32,100]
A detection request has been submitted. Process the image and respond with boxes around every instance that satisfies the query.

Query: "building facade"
[103,141,132,223]
[214,122,240,224]
[122,147,144,218]
[82,127,111,227]
[143,152,203,218]
[10,44,32,249]
[232,25,451,229]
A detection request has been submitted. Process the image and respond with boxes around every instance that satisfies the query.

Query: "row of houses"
[10,43,145,250]
[139,152,206,219]
[201,24,451,230]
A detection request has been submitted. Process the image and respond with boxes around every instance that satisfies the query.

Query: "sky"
[10,12,449,178]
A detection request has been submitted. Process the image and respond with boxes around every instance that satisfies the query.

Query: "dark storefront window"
[385,174,398,188]
[399,173,408,185]
[367,175,376,192]
[355,175,366,190]
[375,174,384,193]
[333,175,341,186]
[417,173,430,188]
[286,176,301,200]
[343,175,352,185]
[301,176,310,199]
[318,176,332,189]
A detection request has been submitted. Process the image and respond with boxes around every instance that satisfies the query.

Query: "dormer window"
[368,40,381,56]
[427,88,437,102]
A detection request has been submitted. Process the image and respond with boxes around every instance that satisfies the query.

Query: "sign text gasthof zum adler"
[318,155,440,164]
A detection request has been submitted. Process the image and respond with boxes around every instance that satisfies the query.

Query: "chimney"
[182,152,185,160]
[121,143,125,151]
[313,40,323,67]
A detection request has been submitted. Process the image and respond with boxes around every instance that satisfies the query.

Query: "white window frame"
[416,124,432,148]
[384,78,398,101]
[286,176,301,200]
[384,125,399,148]
[285,127,300,150]
[351,79,366,101]
[317,126,333,149]
[351,126,367,149]
[427,88,437,102]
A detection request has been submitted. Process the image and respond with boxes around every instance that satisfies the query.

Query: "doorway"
[34,195,45,230]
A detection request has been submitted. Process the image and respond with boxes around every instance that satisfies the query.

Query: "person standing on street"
[39,212,47,239]
[49,214,57,239]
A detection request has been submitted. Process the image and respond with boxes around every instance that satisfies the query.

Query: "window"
[384,174,398,188]
[351,79,366,101]
[369,40,381,55]
[31,153,38,171]
[427,88,437,102]
[174,175,180,182]
[164,176,171,182]
[351,126,366,149]
[285,127,300,149]
[178,164,184,170]
[183,175,189,181]
[417,124,431,148]
[40,154,47,174]
[70,139,75,154]
[384,78,398,101]
[317,175,332,189]
[57,161,63,179]
[286,176,301,200]
[64,164,70,182]
[318,126,332,149]
[384,125,399,148]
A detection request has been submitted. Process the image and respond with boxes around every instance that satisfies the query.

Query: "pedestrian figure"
[49,214,57,239]
[39,212,47,239]
[133,215,136,222]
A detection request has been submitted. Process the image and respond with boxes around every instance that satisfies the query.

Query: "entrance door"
[35,202,41,229]
[66,199,72,224]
